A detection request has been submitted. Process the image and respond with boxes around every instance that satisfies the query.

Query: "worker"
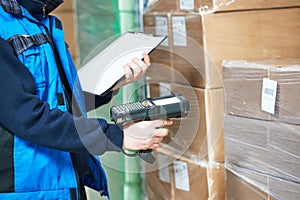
[0,0,171,199]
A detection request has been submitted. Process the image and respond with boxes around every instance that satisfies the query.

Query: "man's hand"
[123,119,173,150]
[112,52,151,91]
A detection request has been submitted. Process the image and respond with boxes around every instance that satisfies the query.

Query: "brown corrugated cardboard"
[167,84,205,159]
[269,122,300,183]
[207,165,225,200]
[148,0,209,12]
[222,60,300,123]
[148,0,300,12]
[144,152,209,200]
[147,0,179,12]
[202,7,300,88]
[270,66,300,125]
[173,160,208,200]
[269,175,300,200]
[205,88,224,163]
[213,0,300,12]
[164,84,224,162]
[224,115,270,174]
[224,115,300,185]
[143,12,173,83]
[222,61,271,120]
[203,7,300,64]
[54,0,74,13]
[226,166,300,200]
[144,152,174,200]
[170,13,208,88]
[169,8,300,89]
[226,169,270,200]
[144,149,226,200]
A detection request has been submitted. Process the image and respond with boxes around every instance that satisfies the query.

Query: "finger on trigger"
[151,119,165,128]
[163,119,173,126]
[154,128,168,137]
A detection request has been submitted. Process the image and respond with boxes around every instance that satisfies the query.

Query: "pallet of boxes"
[142,0,300,199]
[223,60,300,200]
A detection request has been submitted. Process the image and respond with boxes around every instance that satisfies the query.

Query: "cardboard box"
[144,153,174,200]
[207,165,225,199]
[224,115,270,174]
[169,8,300,89]
[226,166,300,200]
[53,0,74,13]
[225,115,300,184]
[173,160,208,200]
[144,154,225,200]
[162,84,224,162]
[143,12,173,83]
[147,0,206,12]
[270,65,300,125]
[222,61,271,120]
[167,85,207,160]
[269,175,300,200]
[202,7,300,88]
[226,169,271,200]
[213,0,300,12]
[269,122,300,183]
[223,60,300,123]
[203,8,300,85]
[170,13,207,88]
[147,0,300,13]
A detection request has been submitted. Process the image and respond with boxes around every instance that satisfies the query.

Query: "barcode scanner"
[110,94,190,163]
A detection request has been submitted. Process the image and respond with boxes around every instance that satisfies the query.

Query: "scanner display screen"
[152,96,180,106]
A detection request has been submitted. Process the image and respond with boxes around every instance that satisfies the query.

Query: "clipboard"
[78,32,167,95]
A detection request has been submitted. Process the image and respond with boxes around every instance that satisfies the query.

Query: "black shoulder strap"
[7,33,50,54]
[0,0,22,15]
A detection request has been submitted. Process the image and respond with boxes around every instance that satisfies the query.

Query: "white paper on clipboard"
[78,32,167,95]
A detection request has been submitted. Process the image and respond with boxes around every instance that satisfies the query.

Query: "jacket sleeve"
[0,37,123,155]
[83,90,116,112]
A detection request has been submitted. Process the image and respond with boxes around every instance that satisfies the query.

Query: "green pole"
[119,1,144,200]
[77,0,144,199]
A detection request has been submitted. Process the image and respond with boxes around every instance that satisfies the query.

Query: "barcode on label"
[179,0,194,10]
[264,88,274,96]
[261,78,277,114]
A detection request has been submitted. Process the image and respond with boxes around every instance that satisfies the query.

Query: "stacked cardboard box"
[144,152,224,200]
[143,0,300,199]
[226,169,274,200]
[223,60,300,200]
[148,0,300,12]
[52,1,78,65]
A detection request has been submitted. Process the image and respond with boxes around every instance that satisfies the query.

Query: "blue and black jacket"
[0,0,124,199]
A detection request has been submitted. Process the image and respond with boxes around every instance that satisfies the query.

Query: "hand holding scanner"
[110,94,190,163]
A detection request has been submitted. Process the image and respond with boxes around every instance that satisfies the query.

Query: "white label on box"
[159,83,172,96]
[261,78,277,114]
[172,16,187,47]
[173,160,190,191]
[155,16,168,46]
[179,0,194,10]
[157,154,170,183]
